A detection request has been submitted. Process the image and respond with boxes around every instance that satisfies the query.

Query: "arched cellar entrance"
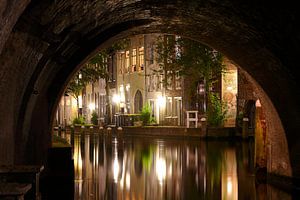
[134,90,143,114]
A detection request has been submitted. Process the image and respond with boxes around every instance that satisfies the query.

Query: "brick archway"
[0,1,299,180]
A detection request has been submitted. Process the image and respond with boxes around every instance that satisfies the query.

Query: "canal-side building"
[82,53,118,125]
[55,93,79,127]
[55,34,250,128]
[114,34,185,125]
[115,35,146,115]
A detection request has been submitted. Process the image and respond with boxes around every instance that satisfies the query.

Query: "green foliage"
[72,116,85,125]
[206,143,223,197]
[150,117,157,124]
[66,73,85,100]
[140,104,152,126]
[155,35,182,88]
[52,134,71,147]
[108,38,130,53]
[207,93,227,127]
[66,39,129,97]
[141,146,154,172]
[177,38,224,79]
[155,35,225,111]
[127,114,141,122]
[155,35,224,86]
[66,38,129,122]
[91,112,99,125]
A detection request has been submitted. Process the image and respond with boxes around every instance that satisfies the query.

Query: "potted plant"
[207,93,227,127]
[91,111,99,126]
[140,104,152,126]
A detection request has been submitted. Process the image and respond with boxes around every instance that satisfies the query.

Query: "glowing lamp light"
[88,103,95,111]
[157,95,166,107]
[113,157,120,183]
[227,177,232,195]
[78,95,82,108]
[226,86,233,91]
[112,94,121,104]
[156,157,166,185]
[121,94,125,102]
[126,84,130,91]
[255,99,262,107]
[120,85,124,92]
[125,173,130,190]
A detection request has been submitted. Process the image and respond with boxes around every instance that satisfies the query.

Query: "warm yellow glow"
[168,164,172,176]
[156,157,166,185]
[119,85,125,102]
[226,86,233,91]
[73,136,82,181]
[120,85,124,92]
[78,95,82,108]
[72,98,77,107]
[222,149,238,200]
[222,63,238,127]
[88,103,95,111]
[113,156,119,183]
[157,95,166,107]
[125,172,130,190]
[126,84,130,91]
[112,94,121,104]
[227,177,232,195]
[120,94,125,103]
[256,99,262,107]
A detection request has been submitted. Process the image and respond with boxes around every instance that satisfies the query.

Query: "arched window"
[134,90,143,113]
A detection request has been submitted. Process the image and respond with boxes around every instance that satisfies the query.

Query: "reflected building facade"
[71,134,287,200]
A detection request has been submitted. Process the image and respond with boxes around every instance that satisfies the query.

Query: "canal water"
[67,133,292,200]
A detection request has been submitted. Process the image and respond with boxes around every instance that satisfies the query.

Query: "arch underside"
[0,0,299,179]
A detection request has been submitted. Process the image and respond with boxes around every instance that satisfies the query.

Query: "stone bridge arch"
[0,1,299,180]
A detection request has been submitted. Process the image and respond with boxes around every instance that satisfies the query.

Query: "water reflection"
[71,134,292,200]
[222,149,238,200]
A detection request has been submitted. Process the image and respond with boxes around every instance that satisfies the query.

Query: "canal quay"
[1,1,300,200]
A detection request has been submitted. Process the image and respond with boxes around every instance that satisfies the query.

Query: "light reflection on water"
[70,134,292,200]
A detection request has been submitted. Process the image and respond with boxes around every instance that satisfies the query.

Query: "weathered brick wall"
[238,68,257,111]
[0,0,30,53]
[239,69,292,176]
[0,0,31,165]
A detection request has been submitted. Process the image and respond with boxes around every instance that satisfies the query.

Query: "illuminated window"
[132,48,137,72]
[175,71,181,90]
[166,97,172,116]
[139,47,144,71]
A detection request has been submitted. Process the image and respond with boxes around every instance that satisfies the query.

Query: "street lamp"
[88,103,95,111]
[157,95,166,107]
[112,94,121,104]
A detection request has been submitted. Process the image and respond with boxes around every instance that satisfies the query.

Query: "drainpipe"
[144,35,147,103]
[242,117,249,138]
